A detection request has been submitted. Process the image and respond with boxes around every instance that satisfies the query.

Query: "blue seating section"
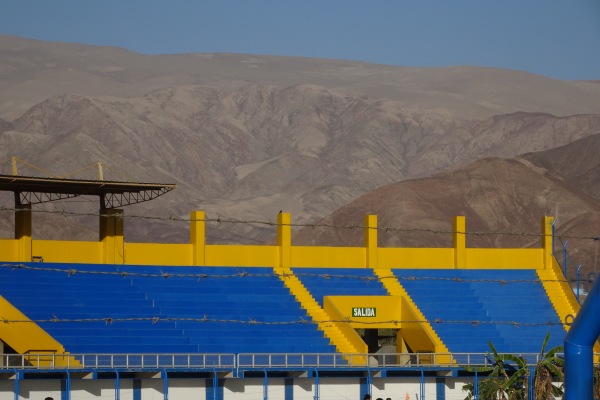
[292,267,388,306]
[0,262,566,358]
[394,269,565,354]
[0,263,334,355]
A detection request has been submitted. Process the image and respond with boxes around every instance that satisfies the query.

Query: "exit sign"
[352,307,376,317]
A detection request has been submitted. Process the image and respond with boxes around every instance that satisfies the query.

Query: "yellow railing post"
[364,215,378,269]
[453,216,466,269]
[278,212,291,269]
[542,216,553,270]
[191,211,206,266]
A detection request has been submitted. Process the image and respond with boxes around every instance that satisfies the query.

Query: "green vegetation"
[462,334,564,400]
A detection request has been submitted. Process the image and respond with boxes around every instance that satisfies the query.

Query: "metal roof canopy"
[0,174,176,208]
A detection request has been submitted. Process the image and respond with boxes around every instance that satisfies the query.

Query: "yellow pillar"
[191,210,206,266]
[15,203,32,262]
[542,216,553,270]
[277,212,291,269]
[453,216,466,269]
[100,209,124,264]
[364,215,378,269]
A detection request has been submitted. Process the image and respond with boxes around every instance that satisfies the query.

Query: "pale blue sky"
[2,0,599,80]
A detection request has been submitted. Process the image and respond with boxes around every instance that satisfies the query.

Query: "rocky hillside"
[294,137,599,280]
[0,35,598,273]
[3,35,600,120]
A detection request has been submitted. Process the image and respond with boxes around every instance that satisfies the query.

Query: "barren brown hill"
[521,133,600,199]
[1,84,599,244]
[3,35,600,120]
[293,157,599,279]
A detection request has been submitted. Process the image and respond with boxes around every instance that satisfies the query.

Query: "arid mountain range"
[0,35,598,280]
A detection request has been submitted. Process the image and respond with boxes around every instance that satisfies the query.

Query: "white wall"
[0,375,474,400]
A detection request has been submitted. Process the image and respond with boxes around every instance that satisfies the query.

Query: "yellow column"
[100,209,124,264]
[364,215,378,269]
[114,209,124,264]
[453,216,466,269]
[191,211,206,266]
[542,216,553,270]
[15,204,32,262]
[277,212,291,269]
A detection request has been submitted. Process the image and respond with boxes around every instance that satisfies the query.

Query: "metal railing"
[236,352,549,369]
[0,353,235,370]
[0,352,555,371]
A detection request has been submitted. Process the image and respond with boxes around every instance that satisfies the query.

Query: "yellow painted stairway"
[0,296,80,368]
[537,259,600,355]
[537,259,580,330]
[373,268,451,361]
[275,267,368,363]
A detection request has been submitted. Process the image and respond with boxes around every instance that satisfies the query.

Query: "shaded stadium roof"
[0,174,176,208]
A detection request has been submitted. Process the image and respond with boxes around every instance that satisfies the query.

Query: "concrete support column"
[100,208,124,264]
[191,211,206,266]
[364,215,378,269]
[14,194,32,262]
[277,212,291,269]
[453,216,466,269]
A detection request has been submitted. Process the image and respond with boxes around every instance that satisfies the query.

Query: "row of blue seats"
[54,334,328,346]
[66,343,204,354]
[30,314,312,324]
[3,262,275,274]
[393,268,539,278]
[66,343,335,355]
[7,304,306,317]
[9,295,307,310]
[134,284,292,292]
[1,278,288,291]
[0,264,284,284]
[5,294,302,309]
[47,327,327,338]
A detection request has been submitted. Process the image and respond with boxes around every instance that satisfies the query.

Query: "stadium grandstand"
[0,169,587,400]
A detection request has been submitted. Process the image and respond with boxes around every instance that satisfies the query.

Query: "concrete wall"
[1,213,554,271]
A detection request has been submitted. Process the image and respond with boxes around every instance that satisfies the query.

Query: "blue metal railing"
[0,351,558,371]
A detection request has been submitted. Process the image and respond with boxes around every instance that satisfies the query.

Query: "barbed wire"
[0,263,578,284]
[0,206,597,241]
[0,263,575,329]
[0,316,569,328]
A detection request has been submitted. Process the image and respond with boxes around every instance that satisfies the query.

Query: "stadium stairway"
[289,267,397,363]
[292,268,389,307]
[275,266,367,360]
[372,267,449,358]
[536,259,600,355]
[0,295,80,367]
[536,259,578,330]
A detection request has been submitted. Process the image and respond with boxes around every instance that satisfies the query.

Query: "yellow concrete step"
[0,296,81,368]
[275,267,367,358]
[372,268,450,358]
